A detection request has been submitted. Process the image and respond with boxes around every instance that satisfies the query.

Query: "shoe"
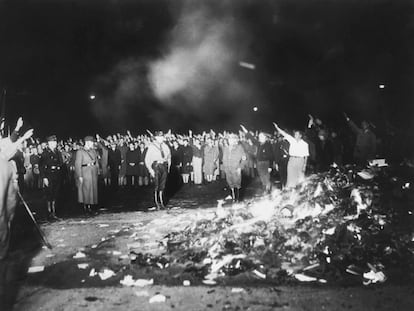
[52,214,61,221]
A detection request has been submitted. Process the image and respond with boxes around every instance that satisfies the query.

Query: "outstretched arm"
[273,122,294,144]
[344,113,360,134]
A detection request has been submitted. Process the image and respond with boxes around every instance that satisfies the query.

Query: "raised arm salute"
[273,122,309,188]
[343,113,377,165]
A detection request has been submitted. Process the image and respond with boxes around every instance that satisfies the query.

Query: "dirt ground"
[4,179,414,311]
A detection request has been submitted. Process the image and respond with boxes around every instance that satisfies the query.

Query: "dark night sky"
[0,0,413,138]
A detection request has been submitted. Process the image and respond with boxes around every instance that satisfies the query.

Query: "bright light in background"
[253,106,258,112]
[90,94,96,100]
[379,84,385,89]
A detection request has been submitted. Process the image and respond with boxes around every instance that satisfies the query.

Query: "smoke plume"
[91,0,262,132]
[148,1,260,130]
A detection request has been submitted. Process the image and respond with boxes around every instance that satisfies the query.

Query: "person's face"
[258,133,266,144]
[85,141,93,149]
[228,137,237,145]
[318,135,325,141]
[129,144,134,150]
[294,131,302,141]
[48,141,57,150]
[155,136,164,144]
[362,121,369,130]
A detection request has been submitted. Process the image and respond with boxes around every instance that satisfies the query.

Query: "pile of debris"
[130,164,414,285]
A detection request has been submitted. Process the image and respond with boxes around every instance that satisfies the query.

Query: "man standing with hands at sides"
[240,125,274,194]
[40,135,64,220]
[222,133,247,202]
[145,131,171,210]
[75,136,99,214]
[273,123,309,189]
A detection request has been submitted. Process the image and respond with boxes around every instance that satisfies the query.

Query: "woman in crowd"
[137,142,149,186]
[118,138,128,187]
[178,138,193,184]
[126,142,139,188]
[191,137,203,185]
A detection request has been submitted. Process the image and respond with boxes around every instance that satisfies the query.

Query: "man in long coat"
[0,158,18,309]
[75,136,99,213]
[222,134,246,202]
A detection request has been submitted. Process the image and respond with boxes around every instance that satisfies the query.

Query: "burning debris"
[125,165,414,285]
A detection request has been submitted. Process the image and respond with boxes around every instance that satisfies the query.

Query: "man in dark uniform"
[40,135,64,220]
[273,133,289,189]
[255,132,275,194]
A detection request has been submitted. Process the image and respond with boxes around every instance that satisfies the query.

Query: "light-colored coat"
[0,159,17,259]
[75,148,99,205]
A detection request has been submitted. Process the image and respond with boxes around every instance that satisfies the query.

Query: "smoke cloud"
[148,1,261,129]
[90,59,155,133]
[91,0,263,132]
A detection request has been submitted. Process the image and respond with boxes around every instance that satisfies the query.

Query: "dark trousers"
[277,158,288,187]
[154,163,168,191]
[109,168,119,190]
[257,161,271,188]
[44,173,61,202]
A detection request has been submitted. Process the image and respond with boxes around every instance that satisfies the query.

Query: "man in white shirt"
[145,131,171,209]
[274,123,309,188]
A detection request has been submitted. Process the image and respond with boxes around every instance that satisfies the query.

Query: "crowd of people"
[0,113,384,221]
[0,112,400,307]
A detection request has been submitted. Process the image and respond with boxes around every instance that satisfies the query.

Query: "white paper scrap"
[28,266,44,273]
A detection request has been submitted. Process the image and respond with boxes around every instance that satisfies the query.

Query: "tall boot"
[154,191,160,210]
[231,188,236,202]
[266,184,272,195]
[83,204,92,215]
[235,188,240,202]
[51,201,57,219]
[159,191,165,209]
[47,201,52,220]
